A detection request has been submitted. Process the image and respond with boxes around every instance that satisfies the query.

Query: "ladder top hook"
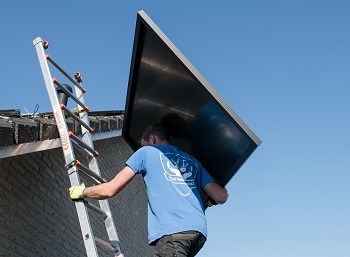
[43,41,49,49]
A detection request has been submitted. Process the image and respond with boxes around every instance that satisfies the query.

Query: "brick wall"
[0,136,153,257]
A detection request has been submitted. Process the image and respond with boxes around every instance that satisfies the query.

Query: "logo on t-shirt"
[160,153,197,196]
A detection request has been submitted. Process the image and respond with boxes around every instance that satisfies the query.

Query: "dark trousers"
[153,231,206,257]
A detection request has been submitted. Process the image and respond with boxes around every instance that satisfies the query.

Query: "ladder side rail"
[33,37,75,165]
[68,166,101,257]
[33,37,100,257]
[75,82,124,256]
[74,82,102,177]
[101,199,123,256]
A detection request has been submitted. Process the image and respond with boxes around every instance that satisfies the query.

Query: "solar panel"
[123,10,261,186]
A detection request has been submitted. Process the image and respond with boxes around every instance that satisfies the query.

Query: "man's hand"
[69,183,86,200]
[207,197,218,207]
[203,182,229,205]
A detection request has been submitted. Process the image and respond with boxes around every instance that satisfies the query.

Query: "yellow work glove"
[69,183,86,200]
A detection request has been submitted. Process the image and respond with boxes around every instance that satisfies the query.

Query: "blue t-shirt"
[126,145,215,244]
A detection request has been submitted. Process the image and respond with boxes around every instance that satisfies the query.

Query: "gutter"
[0,129,122,159]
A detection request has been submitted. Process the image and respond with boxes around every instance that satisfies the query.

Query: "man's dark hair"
[141,123,170,142]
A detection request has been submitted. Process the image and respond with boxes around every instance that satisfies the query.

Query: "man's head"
[140,123,170,147]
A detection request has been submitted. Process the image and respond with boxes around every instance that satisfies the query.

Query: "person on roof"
[69,123,228,257]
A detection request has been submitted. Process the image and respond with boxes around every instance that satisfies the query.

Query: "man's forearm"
[83,183,115,200]
[83,166,136,200]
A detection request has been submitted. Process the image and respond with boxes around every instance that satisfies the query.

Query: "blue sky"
[1,1,349,256]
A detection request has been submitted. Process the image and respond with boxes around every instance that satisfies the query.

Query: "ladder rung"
[68,131,99,157]
[94,237,120,254]
[74,160,106,184]
[71,140,95,159]
[60,104,94,133]
[83,200,108,218]
[78,169,102,185]
[53,78,89,111]
[46,54,86,93]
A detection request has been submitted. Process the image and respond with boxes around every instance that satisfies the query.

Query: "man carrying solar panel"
[70,123,228,257]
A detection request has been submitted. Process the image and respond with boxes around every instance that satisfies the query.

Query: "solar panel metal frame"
[123,10,261,186]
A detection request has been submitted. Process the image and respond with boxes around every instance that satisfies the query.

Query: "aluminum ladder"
[33,37,124,257]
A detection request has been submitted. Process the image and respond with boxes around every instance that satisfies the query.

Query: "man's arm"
[75,166,136,200]
[203,182,229,205]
